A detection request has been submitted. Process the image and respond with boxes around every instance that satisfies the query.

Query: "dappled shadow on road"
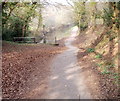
[43,54,92,99]
[24,49,87,99]
[47,63,80,99]
[24,26,103,99]
[40,26,92,99]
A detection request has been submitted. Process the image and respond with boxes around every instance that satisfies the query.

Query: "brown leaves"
[2,41,65,99]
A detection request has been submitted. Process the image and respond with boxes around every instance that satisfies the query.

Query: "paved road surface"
[42,26,92,99]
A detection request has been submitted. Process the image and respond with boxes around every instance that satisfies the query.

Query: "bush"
[95,54,102,59]
[2,16,30,41]
[80,24,88,31]
[86,48,95,53]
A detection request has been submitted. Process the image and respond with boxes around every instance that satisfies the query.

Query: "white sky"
[48,0,120,3]
[47,0,69,5]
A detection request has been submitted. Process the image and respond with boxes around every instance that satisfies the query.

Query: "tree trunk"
[78,19,81,34]
[22,25,25,37]
[22,24,27,37]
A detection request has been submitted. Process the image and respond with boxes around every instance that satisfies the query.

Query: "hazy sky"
[40,0,70,5]
[49,0,68,5]
[42,5,73,27]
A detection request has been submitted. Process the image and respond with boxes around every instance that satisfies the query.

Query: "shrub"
[95,54,102,59]
[86,48,95,53]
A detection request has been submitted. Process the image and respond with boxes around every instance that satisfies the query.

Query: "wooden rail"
[13,37,37,43]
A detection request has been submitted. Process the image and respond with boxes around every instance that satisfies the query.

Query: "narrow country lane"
[42,26,92,99]
[2,2,118,99]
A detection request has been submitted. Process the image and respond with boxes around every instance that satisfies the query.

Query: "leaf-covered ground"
[2,41,66,99]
